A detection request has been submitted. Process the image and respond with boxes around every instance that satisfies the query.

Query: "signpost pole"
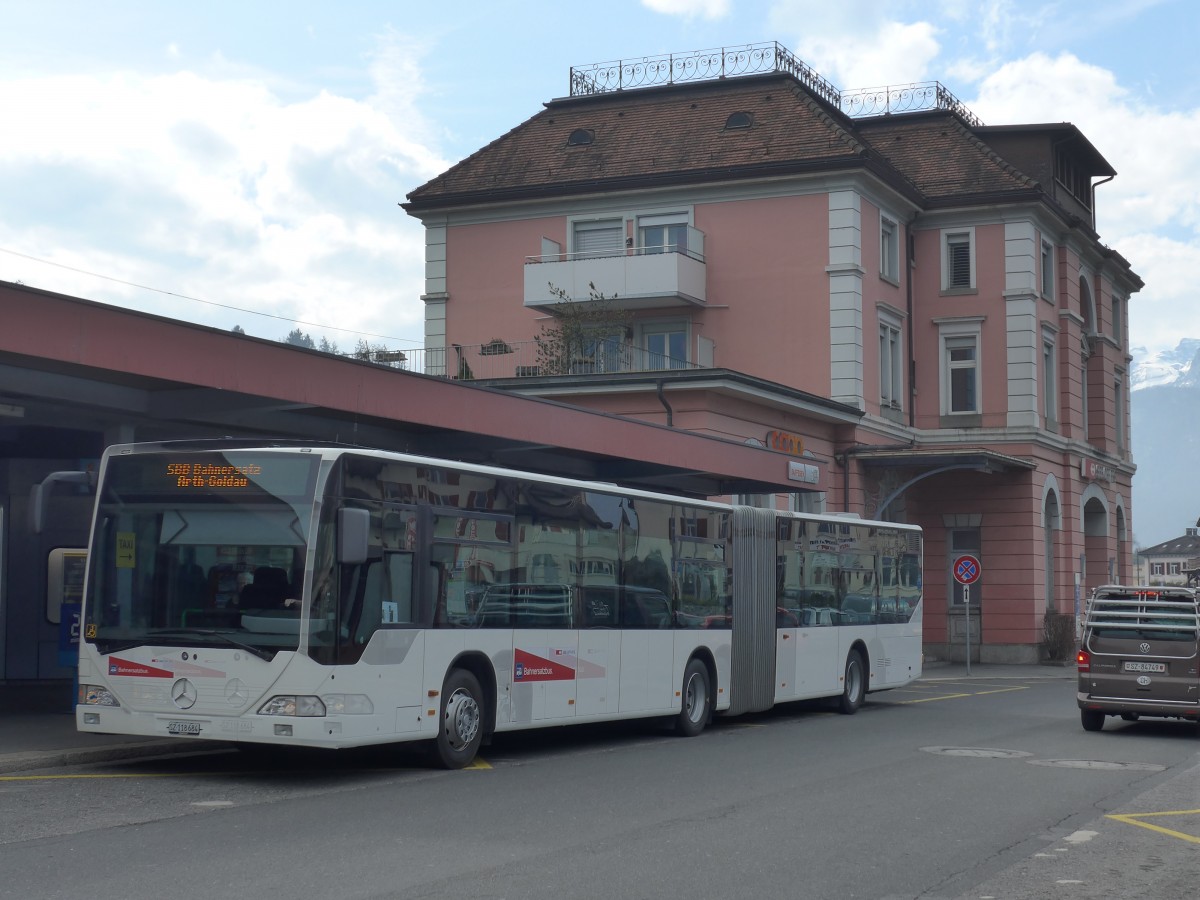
[963,584,971,675]
[952,554,982,676]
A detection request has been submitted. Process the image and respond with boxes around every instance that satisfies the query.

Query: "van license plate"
[167,721,202,735]
[1123,661,1166,673]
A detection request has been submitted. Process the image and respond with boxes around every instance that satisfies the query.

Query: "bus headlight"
[321,694,374,715]
[257,695,326,717]
[79,684,121,707]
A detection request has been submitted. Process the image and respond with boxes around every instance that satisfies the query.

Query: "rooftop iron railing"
[569,41,982,126]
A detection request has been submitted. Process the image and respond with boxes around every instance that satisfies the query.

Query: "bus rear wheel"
[837,649,865,715]
[434,669,484,769]
[675,658,712,737]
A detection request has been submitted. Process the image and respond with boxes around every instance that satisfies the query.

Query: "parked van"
[1076,585,1200,731]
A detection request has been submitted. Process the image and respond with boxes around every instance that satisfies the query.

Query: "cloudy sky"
[1,0,1196,360]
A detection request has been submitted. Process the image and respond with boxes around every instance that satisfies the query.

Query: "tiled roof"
[407,75,872,207]
[854,114,1038,199]
[1140,534,1200,557]
[405,72,1043,211]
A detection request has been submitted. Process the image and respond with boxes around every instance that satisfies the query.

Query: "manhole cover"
[921,746,1032,759]
[1028,759,1165,772]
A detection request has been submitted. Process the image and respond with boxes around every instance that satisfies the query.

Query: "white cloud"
[641,0,731,20]
[767,1,941,88]
[969,52,1200,354]
[0,34,449,350]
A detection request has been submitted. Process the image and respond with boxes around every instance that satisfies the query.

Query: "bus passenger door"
[775,605,799,703]
[509,585,578,724]
[618,588,675,713]
[577,587,619,718]
[795,605,840,697]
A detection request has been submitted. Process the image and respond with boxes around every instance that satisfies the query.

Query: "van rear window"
[1086,589,1199,641]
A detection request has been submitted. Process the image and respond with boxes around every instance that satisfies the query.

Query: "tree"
[318,336,340,354]
[284,328,316,349]
[231,325,246,335]
[534,282,631,376]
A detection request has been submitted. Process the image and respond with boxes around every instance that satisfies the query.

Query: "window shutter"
[574,221,623,255]
[948,236,971,288]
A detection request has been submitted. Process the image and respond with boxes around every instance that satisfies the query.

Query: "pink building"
[403,44,1141,664]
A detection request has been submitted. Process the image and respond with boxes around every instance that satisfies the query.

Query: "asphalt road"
[3,671,1198,900]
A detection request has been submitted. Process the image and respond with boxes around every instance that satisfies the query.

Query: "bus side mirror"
[338,508,371,564]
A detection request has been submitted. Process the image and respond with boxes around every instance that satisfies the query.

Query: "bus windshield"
[83,450,321,656]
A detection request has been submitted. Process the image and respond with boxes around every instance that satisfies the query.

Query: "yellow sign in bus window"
[116,532,136,568]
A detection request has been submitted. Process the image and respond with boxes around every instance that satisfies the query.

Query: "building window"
[1151,562,1164,576]
[1115,374,1126,452]
[1081,357,1089,437]
[880,215,899,283]
[734,493,774,508]
[1041,240,1054,299]
[942,229,975,291]
[944,335,979,414]
[638,213,688,255]
[1169,562,1181,576]
[1042,332,1057,428]
[790,490,825,515]
[1054,150,1093,209]
[641,322,688,370]
[573,218,624,257]
[879,314,904,410]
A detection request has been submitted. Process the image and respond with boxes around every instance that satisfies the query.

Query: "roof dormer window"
[724,111,752,130]
[567,128,595,146]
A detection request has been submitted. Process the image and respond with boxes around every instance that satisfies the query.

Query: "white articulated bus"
[76,441,923,767]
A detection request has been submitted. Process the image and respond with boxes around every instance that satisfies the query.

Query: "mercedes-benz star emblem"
[171,678,198,709]
[224,679,248,706]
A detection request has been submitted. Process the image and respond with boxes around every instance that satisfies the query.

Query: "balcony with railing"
[525,230,707,311]
[380,338,701,380]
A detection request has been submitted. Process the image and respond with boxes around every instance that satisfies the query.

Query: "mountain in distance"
[1130,339,1200,390]
[1129,340,1200,549]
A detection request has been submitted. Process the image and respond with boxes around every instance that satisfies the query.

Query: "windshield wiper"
[145,628,278,662]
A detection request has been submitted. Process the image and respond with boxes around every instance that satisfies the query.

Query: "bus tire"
[1080,709,1105,732]
[434,668,484,769]
[837,649,865,715]
[675,658,712,737]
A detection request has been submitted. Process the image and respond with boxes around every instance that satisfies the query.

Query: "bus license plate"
[167,721,202,735]
[1123,661,1166,673]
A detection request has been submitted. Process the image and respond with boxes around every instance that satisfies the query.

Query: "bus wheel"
[837,650,865,715]
[675,658,712,737]
[435,669,484,769]
[1080,709,1105,732]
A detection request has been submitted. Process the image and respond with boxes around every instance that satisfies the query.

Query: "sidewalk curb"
[0,740,213,776]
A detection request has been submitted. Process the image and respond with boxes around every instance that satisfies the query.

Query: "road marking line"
[902,685,1029,703]
[903,692,972,703]
[1106,810,1200,844]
